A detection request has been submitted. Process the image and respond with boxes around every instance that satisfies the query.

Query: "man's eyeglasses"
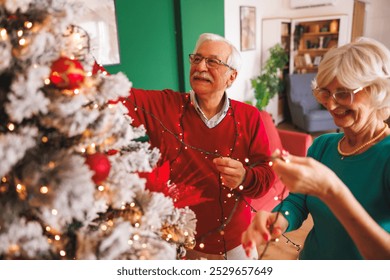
[312,86,363,105]
[189,54,235,70]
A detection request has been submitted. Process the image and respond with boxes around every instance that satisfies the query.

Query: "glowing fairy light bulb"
[40,185,49,194]
[51,209,58,215]
[7,123,15,131]
[199,243,205,249]
[24,21,33,29]
[16,183,24,192]
[19,38,26,46]
[60,250,66,257]
[98,185,105,192]
[54,235,61,241]
[0,28,7,39]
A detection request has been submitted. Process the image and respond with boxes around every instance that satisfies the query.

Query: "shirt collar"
[190,90,230,128]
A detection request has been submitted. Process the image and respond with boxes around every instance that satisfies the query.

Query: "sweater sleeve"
[236,106,276,199]
[273,135,329,231]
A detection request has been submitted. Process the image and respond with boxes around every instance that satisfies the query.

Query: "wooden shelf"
[290,16,348,74]
[298,48,330,54]
[302,31,338,37]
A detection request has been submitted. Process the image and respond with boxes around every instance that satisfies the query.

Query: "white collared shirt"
[190,90,230,128]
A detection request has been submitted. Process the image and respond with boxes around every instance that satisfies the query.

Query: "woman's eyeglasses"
[312,86,363,105]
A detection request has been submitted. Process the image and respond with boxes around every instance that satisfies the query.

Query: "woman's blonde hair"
[314,37,390,121]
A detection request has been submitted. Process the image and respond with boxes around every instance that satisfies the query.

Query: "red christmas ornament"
[142,161,212,208]
[49,56,85,90]
[85,152,111,184]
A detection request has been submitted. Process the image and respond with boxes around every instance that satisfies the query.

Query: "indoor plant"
[251,43,289,110]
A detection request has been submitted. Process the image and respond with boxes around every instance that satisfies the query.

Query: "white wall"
[224,0,354,102]
[364,0,390,48]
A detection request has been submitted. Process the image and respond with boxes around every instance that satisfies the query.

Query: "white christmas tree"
[0,0,196,260]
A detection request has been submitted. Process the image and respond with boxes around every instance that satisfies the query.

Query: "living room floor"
[259,120,337,260]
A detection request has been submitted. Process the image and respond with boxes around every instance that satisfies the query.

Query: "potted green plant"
[251,43,289,110]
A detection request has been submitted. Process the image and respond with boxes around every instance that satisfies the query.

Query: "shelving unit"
[290,15,349,74]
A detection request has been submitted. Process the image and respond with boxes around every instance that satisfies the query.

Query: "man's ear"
[226,70,237,88]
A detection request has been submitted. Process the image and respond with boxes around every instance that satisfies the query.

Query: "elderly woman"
[242,37,390,259]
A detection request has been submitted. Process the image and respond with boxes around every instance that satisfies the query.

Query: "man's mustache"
[192,71,214,83]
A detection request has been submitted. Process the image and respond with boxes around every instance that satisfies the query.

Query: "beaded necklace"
[337,123,388,160]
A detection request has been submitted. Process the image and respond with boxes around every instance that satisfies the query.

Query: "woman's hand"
[241,211,288,257]
[271,154,342,200]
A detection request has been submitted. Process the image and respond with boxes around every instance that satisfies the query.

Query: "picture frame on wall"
[240,6,256,51]
[71,0,120,66]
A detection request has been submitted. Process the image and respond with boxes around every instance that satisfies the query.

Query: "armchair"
[287,73,339,133]
[250,111,313,212]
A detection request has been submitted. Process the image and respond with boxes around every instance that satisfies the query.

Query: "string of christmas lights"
[122,97,301,259]
[0,0,197,260]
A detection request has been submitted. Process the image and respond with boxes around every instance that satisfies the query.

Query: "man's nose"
[196,58,208,70]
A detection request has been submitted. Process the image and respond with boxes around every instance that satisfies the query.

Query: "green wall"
[105,0,178,90]
[180,0,224,91]
[105,0,224,92]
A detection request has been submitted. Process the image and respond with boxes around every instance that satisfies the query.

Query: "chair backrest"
[253,111,288,212]
[287,73,319,110]
[259,110,283,153]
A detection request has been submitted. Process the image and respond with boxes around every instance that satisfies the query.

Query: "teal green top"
[275,133,390,259]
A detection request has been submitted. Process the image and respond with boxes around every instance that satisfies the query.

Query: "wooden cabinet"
[290,15,349,74]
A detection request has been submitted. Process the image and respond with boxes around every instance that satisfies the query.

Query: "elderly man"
[123,33,276,259]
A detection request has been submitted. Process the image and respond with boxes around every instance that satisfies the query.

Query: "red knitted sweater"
[124,88,276,255]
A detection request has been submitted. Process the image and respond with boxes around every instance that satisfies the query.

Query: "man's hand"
[213,157,246,189]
